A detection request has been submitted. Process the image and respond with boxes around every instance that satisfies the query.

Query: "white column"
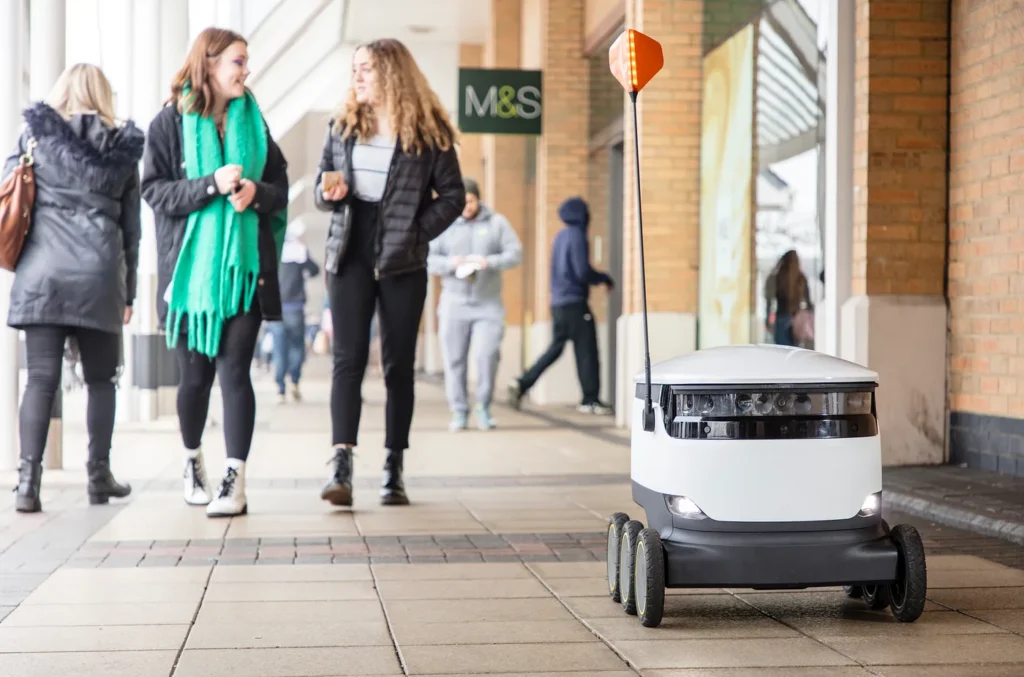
[823,0,854,357]
[29,0,67,469]
[0,0,25,470]
[160,0,191,87]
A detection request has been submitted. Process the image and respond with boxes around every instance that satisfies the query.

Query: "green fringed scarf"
[165,88,271,358]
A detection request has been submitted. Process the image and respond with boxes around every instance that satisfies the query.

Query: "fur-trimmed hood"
[22,101,145,176]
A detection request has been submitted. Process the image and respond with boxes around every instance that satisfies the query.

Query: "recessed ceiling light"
[408,25,434,34]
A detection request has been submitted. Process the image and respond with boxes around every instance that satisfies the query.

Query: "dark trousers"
[519,301,600,404]
[270,308,307,393]
[175,309,261,461]
[20,326,120,463]
[328,259,428,452]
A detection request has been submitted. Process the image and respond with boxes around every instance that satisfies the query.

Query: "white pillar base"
[615,312,697,428]
[841,295,947,466]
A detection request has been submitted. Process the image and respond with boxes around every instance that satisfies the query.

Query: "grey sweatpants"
[439,301,505,413]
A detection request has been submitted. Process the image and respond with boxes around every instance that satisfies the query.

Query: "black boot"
[14,460,42,513]
[380,449,409,506]
[87,460,132,505]
[321,447,353,506]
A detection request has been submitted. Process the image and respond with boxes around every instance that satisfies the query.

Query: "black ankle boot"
[380,449,408,506]
[87,460,132,505]
[14,460,42,513]
[321,447,353,506]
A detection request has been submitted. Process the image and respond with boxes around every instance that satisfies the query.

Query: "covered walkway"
[1,362,1024,675]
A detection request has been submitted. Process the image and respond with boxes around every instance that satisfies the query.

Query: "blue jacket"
[549,197,612,307]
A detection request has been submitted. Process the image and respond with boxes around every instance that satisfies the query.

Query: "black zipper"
[374,140,401,280]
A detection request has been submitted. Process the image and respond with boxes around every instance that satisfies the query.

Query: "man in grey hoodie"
[428,178,522,431]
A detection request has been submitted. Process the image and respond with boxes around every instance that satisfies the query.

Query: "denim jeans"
[271,309,307,394]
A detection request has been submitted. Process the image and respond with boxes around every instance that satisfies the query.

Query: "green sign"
[458,68,543,135]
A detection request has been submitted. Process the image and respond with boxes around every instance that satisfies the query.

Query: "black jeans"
[20,326,120,463]
[175,309,262,461]
[519,301,600,404]
[329,201,428,450]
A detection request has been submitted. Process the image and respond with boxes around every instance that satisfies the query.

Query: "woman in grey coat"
[4,64,143,513]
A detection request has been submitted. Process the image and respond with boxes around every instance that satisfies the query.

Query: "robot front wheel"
[847,524,927,623]
[606,516,667,628]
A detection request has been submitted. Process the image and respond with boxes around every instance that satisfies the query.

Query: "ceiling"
[343,0,490,46]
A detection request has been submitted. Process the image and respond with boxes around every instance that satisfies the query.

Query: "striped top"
[351,134,396,202]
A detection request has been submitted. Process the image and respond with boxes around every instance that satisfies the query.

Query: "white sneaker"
[578,402,614,416]
[206,459,247,518]
[183,448,212,506]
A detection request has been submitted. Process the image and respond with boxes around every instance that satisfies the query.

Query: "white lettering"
[516,86,542,119]
[465,86,497,117]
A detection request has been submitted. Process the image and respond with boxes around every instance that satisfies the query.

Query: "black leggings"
[20,326,120,464]
[329,258,427,451]
[175,310,261,461]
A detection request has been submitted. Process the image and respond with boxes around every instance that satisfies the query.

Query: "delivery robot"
[603,29,926,629]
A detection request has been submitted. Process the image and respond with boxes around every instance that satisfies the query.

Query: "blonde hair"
[47,63,118,127]
[334,38,458,154]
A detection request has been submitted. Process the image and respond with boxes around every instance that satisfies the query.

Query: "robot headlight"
[858,492,881,517]
[672,390,873,418]
[667,495,708,520]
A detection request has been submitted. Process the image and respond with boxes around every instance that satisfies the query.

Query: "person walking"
[5,64,143,513]
[428,178,521,431]
[272,219,320,403]
[315,38,464,508]
[507,196,614,415]
[141,27,289,518]
[768,249,812,347]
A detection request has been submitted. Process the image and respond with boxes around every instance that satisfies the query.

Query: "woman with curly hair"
[315,38,465,508]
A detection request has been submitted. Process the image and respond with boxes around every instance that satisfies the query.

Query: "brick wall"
[533,0,590,322]
[589,53,623,138]
[948,0,1024,424]
[484,0,528,327]
[853,0,949,298]
[623,0,703,317]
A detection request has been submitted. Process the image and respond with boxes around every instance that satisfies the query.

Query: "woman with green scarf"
[141,28,289,518]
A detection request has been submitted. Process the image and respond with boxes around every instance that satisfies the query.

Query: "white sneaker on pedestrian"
[578,402,614,416]
[206,459,247,518]
[475,404,496,430]
[449,411,468,432]
[183,447,211,506]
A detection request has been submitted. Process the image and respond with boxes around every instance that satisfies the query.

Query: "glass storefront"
[698,0,827,350]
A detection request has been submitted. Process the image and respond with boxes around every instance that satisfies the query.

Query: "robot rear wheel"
[606,513,630,602]
[619,520,643,615]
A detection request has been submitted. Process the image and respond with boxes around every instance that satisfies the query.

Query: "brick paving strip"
[66,532,609,568]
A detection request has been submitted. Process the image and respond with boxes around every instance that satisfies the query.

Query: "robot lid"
[636,344,878,388]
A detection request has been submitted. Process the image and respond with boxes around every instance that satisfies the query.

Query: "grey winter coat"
[426,203,521,308]
[3,103,144,334]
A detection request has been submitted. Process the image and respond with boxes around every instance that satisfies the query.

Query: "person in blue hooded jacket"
[507,196,614,414]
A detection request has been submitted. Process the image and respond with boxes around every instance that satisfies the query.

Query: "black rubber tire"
[888,524,927,623]
[635,528,666,628]
[619,520,643,616]
[607,513,630,602]
[862,584,891,610]
[843,585,864,599]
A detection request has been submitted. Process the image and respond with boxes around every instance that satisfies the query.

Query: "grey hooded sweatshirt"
[427,203,522,309]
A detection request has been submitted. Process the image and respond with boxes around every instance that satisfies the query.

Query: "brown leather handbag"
[0,137,37,272]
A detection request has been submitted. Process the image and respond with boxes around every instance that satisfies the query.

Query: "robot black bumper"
[660,524,899,589]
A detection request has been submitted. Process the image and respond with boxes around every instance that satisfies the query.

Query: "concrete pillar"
[823,0,854,358]
[842,0,949,467]
[616,0,703,424]
[29,0,67,469]
[160,0,190,88]
[524,0,589,406]
[0,0,24,470]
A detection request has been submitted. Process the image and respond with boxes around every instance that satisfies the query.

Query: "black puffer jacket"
[314,122,465,277]
[140,103,289,330]
[4,103,144,334]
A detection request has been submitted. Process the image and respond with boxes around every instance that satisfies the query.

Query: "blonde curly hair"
[334,38,458,155]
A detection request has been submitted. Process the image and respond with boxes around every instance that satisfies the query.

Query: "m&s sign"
[457,68,543,135]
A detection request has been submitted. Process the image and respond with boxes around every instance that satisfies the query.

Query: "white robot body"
[630,344,882,525]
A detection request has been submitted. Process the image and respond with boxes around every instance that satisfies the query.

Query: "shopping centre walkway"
[3,357,1024,675]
